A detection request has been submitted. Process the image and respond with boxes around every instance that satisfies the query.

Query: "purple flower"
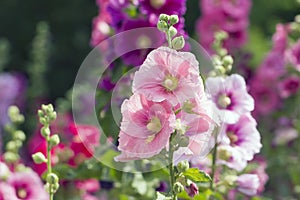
[272,23,288,53]
[7,170,49,200]
[278,75,300,98]
[285,40,300,71]
[139,0,186,24]
[205,74,254,124]
[106,0,133,30]
[222,114,262,161]
[114,18,164,67]
[237,174,260,196]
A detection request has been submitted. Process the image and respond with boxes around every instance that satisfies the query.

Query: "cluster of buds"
[3,106,26,164]
[209,31,234,76]
[157,14,185,50]
[32,104,60,199]
[290,15,300,36]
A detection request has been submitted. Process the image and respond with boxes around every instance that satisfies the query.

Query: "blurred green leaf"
[183,168,212,183]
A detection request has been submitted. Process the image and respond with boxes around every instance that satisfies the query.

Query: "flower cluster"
[197,0,251,53]
[115,45,216,162]
[91,0,187,67]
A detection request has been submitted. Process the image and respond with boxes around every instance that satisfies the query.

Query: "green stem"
[46,135,53,200]
[168,134,177,200]
[210,143,218,190]
[166,30,172,48]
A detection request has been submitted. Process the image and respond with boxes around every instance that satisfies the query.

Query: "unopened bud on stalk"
[49,134,60,147]
[32,152,48,164]
[172,36,185,50]
[173,182,184,194]
[169,15,179,25]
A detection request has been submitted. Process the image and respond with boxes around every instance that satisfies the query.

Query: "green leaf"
[183,168,212,183]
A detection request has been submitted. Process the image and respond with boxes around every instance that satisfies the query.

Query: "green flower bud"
[222,55,234,66]
[41,104,48,112]
[218,48,228,57]
[13,130,26,141]
[215,65,226,75]
[39,117,47,125]
[41,126,50,137]
[32,152,47,164]
[177,160,189,173]
[157,20,168,32]
[171,36,185,50]
[49,134,60,147]
[215,31,228,41]
[8,106,19,119]
[49,111,57,121]
[38,109,44,118]
[169,15,179,25]
[224,175,238,186]
[173,182,184,194]
[46,173,59,185]
[159,14,169,22]
[169,26,177,38]
[4,152,19,163]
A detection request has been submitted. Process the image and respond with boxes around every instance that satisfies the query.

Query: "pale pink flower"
[217,144,247,171]
[273,127,298,146]
[132,47,204,106]
[237,174,260,196]
[7,170,49,200]
[115,94,175,161]
[205,74,254,124]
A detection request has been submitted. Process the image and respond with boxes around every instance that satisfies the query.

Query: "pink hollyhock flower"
[236,174,260,196]
[0,182,18,200]
[278,75,300,98]
[7,170,49,200]
[216,144,247,171]
[272,24,288,53]
[205,74,254,124]
[258,51,286,79]
[222,114,262,162]
[273,127,298,146]
[115,94,176,161]
[220,0,252,18]
[76,179,100,193]
[250,156,269,194]
[68,123,101,166]
[285,40,300,71]
[133,47,203,106]
[249,75,281,117]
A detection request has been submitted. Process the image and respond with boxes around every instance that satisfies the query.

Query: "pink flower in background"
[285,40,300,71]
[205,74,254,124]
[250,157,269,194]
[115,94,175,161]
[222,114,262,162]
[273,127,298,146]
[272,23,288,53]
[236,174,260,196]
[258,51,286,79]
[76,179,100,200]
[7,170,49,200]
[278,75,300,98]
[133,47,204,106]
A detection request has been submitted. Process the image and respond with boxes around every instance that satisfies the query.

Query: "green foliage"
[183,168,212,183]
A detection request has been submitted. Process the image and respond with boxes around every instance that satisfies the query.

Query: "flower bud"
[224,175,238,186]
[172,36,185,50]
[157,20,168,32]
[159,14,169,22]
[169,15,179,25]
[178,135,189,147]
[187,182,199,197]
[49,134,60,147]
[49,111,57,121]
[177,161,189,173]
[222,55,234,66]
[13,130,26,141]
[38,109,44,118]
[46,173,59,185]
[169,26,177,38]
[41,126,50,137]
[173,182,184,194]
[8,106,19,119]
[32,152,47,164]
[4,152,19,163]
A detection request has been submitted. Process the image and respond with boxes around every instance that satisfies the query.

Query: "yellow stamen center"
[217,94,231,108]
[163,75,178,92]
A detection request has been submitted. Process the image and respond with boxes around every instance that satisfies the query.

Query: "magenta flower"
[285,40,300,71]
[186,182,199,197]
[273,127,298,146]
[6,170,48,200]
[205,74,254,124]
[236,174,260,196]
[139,0,186,24]
[272,23,288,53]
[222,114,262,162]
[115,94,175,161]
[133,47,203,106]
[278,75,300,98]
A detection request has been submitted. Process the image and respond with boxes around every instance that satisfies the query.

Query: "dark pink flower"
[285,40,300,71]
[272,23,288,53]
[278,75,300,98]
[0,182,18,200]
